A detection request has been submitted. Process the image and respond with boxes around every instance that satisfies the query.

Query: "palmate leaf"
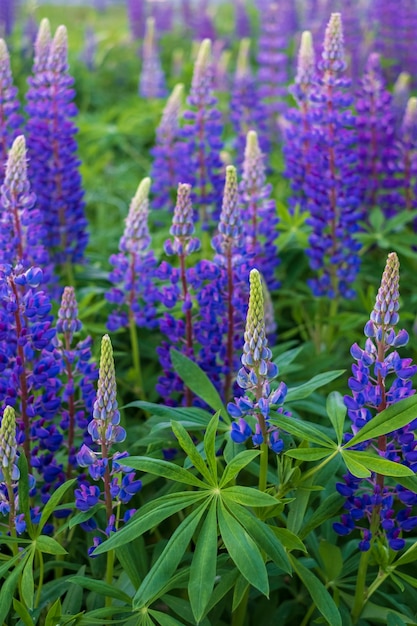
[133,501,210,609]
[171,420,216,485]
[342,451,415,478]
[204,411,219,482]
[270,412,336,448]
[221,486,281,508]
[219,450,261,487]
[37,479,76,535]
[68,576,132,604]
[285,370,345,403]
[217,500,269,596]
[290,556,342,626]
[326,391,346,445]
[344,395,417,447]
[285,448,335,461]
[170,349,229,422]
[188,500,218,623]
[121,456,209,489]
[93,492,207,555]
[228,503,291,573]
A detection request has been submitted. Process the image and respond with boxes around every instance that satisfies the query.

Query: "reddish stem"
[179,251,193,406]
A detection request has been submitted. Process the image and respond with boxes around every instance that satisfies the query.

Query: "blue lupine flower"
[228,269,287,453]
[335,253,417,551]
[139,17,167,99]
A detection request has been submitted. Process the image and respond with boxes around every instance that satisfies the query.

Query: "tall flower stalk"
[0,405,19,541]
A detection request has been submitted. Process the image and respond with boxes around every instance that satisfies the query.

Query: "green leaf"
[170,349,229,422]
[35,535,68,555]
[222,486,281,508]
[68,576,132,604]
[341,451,371,478]
[0,551,28,624]
[285,448,334,461]
[21,550,35,610]
[12,598,35,626]
[148,609,186,626]
[116,536,148,588]
[393,541,417,568]
[44,598,63,626]
[37,479,76,534]
[270,527,306,553]
[394,570,417,590]
[230,504,291,574]
[300,493,343,539]
[218,500,269,596]
[232,575,250,612]
[188,500,218,622]
[126,401,212,427]
[318,541,343,581]
[133,501,210,609]
[121,456,209,489]
[396,475,417,494]
[273,346,304,373]
[0,548,26,578]
[93,491,207,555]
[270,412,336,447]
[285,370,345,403]
[345,451,415,477]
[219,450,260,487]
[387,612,408,626]
[290,556,342,626]
[204,412,219,483]
[62,565,85,616]
[344,396,417,447]
[326,391,346,445]
[171,421,215,485]
[68,504,104,530]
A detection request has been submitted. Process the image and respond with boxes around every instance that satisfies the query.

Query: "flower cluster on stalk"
[0,39,23,186]
[76,335,142,553]
[334,252,417,551]
[228,269,287,453]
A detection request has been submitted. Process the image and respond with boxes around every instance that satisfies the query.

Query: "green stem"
[299,449,339,484]
[300,601,316,626]
[105,548,116,607]
[351,549,370,624]
[64,260,75,288]
[258,442,269,493]
[129,313,145,401]
[231,585,249,626]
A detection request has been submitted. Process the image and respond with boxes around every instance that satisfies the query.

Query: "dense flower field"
[2,0,417,624]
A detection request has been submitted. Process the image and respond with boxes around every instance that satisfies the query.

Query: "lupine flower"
[304,13,363,299]
[341,0,364,81]
[355,53,396,212]
[139,17,166,99]
[335,253,417,551]
[79,26,97,71]
[230,39,270,162]
[150,84,185,211]
[26,22,88,273]
[0,407,19,529]
[391,97,417,214]
[228,269,287,453]
[76,335,142,553]
[126,0,146,40]
[283,30,317,215]
[0,0,15,37]
[179,39,224,229]
[240,131,279,293]
[0,135,47,268]
[212,165,251,401]
[56,286,97,478]
[106,177,159,332]
[0,39,23,185]
[257,0,297,123]
[150,0,174,34]
[235,0,251,38]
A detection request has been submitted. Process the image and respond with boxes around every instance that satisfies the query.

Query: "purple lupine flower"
[235,0,251,38]
[342,0,365,82]
[257,0,297,124]
[335,252,417,551]
[139,17,166,99]
[150,84,184,210]
[355,52,396,212]
[126,0,146,40]
[26,22,88,273]
[76,335,141,553]
[150,0,174,33]
[179,39,224,230]
[230,39,270,162]
[394,97,417,213]
[240,131,279,293]
[0,0,15,37]
[79,26,97,71]
[0,39,23,185]
[106,177,159,333]
[304,13,362,299]
[0,135,47,269]
[195,0,216,41]
[284,30,318,215]
[212,165,251,402]
[56,286,97,478]
[156,183,201,405]
[228,268,287,453]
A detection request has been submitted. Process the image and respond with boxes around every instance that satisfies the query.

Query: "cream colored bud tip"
[134,177,151,201]
[300,31,313,55]
[197,39,211,64]
[0,39,8,58]
[247,130,259,149]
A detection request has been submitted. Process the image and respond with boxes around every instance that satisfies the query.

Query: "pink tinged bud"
[322,13,346,76]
